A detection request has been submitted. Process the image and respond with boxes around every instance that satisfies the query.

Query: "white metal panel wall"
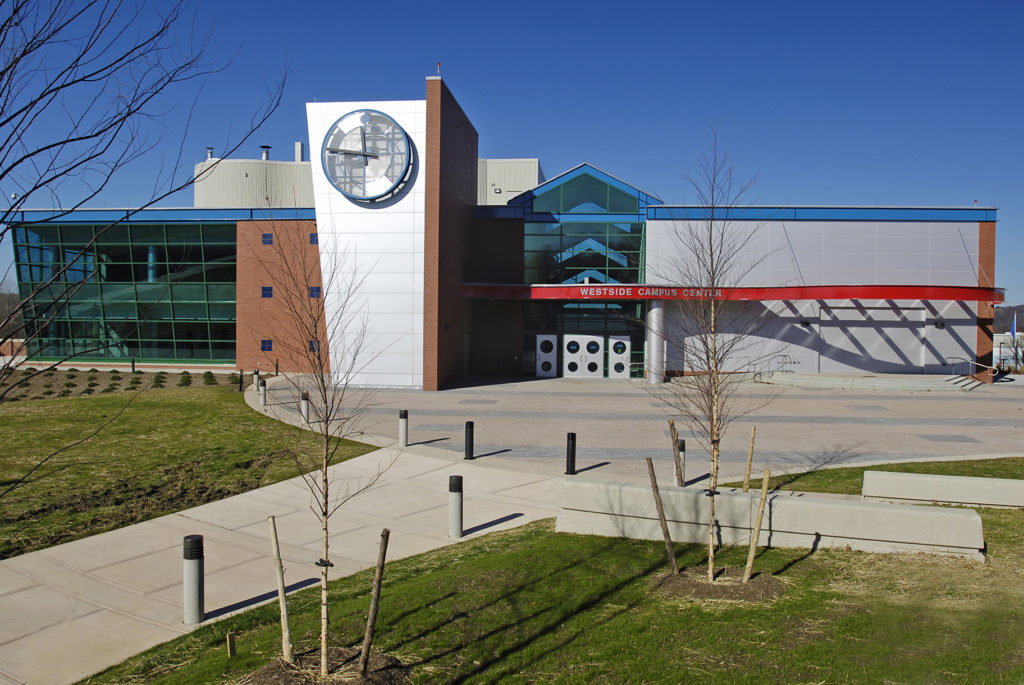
[477,158,543,205]
[645,219,981,288]
[193,159,314,208]
[307,100,426,387]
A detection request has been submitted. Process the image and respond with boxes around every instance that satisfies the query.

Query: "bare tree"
[0,0,283,498]
[0,0,282,385]
[252,220,393,676]
[649,136,778,582]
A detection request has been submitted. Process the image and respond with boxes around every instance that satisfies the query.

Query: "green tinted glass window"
[165,225,202,244]
[532,188,560,213]
[202,225,235,243]
[561,174,609,213]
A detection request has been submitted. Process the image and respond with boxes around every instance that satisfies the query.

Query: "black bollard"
[566,432,577,475]
[130,355,136,374]
[464,421,474,460]
[275,358,279,375]
[238,370,244,392]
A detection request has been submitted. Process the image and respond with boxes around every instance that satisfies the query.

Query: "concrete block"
[557,479,984,560]
[863,470,1024,508]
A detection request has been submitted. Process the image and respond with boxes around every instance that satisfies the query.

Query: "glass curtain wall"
[520,171,647,375]
[14,222,236,362]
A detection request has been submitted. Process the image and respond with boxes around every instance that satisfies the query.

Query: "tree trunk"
[320,457,330,678]
[267,516,293,662]
[359,528,391,677]
[645,457,679,575]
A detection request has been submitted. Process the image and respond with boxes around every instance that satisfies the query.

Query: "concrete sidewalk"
[0,437,562,685]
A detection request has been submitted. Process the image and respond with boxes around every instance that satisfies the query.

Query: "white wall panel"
[307,99,426,388]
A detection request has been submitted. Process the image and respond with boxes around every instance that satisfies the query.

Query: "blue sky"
[4,0,1022,303]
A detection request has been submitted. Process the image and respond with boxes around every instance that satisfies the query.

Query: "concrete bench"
[863,470,1024,509]
[556,479,984,560]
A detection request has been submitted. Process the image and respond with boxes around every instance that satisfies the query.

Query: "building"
[10,77,1004,387]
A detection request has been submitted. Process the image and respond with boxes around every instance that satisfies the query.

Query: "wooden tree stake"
[267,516,293,662]
[669,419,683,486]
[226,631,236,658]
[743,469,771,584]
[645,457,679,575]
[743,426,756,493]
[359,528,391,677]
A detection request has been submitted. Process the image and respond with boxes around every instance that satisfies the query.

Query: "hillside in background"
[0,292,20,339]
[995,304,1024,333]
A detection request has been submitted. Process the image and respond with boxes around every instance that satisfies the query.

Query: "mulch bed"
[656,566,786,602]
[239,647,410,684]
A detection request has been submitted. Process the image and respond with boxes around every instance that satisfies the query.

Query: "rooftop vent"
[260,145,271,160]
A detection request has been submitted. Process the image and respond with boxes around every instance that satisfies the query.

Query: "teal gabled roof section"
[508,163,661,221]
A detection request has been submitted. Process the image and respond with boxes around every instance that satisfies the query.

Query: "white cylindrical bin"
[183,535,204,625]
[301,392,310,423]
[398,409,408,449]
[449,475,463,539]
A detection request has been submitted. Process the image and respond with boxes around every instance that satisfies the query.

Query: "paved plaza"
[271,373,1024,484]
[0,373,1022,684]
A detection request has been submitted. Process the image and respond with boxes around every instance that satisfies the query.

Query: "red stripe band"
[461,283,1005,303]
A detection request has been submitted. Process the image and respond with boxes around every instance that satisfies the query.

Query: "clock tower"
[306,77,478,389]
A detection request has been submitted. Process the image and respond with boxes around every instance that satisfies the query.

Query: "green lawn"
[0,386,374,558]
[86,460,1024,684]
[725,456,1024,495]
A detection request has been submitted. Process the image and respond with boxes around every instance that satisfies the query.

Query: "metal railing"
[944,357,998,380]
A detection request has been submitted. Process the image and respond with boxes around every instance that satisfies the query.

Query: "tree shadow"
[771,532,821,576]
[386,539,625,655]
[770,445,866,491]
[446,556,665,684]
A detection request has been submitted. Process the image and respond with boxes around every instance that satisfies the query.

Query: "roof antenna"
[436,61,441,77]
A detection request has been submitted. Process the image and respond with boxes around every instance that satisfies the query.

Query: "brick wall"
[423,78,478,390]
[976,220,996,381]
[235,219,327,374]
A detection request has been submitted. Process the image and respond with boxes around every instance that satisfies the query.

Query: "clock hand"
[326,147,379,159]
[361,127,369,167]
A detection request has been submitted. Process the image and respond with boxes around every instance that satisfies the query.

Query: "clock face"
[321,110,411,202]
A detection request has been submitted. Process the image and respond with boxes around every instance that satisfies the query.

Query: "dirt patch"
[238,647,410,684]
[0,453,283,558]
[656,567,786,602]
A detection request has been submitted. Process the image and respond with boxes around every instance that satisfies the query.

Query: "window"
[308,340,320,352]
[309,233,318,245]
[261,233,274,245]
[309,286,321,298]
[261,286,273,298]
[261,339,273,351]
